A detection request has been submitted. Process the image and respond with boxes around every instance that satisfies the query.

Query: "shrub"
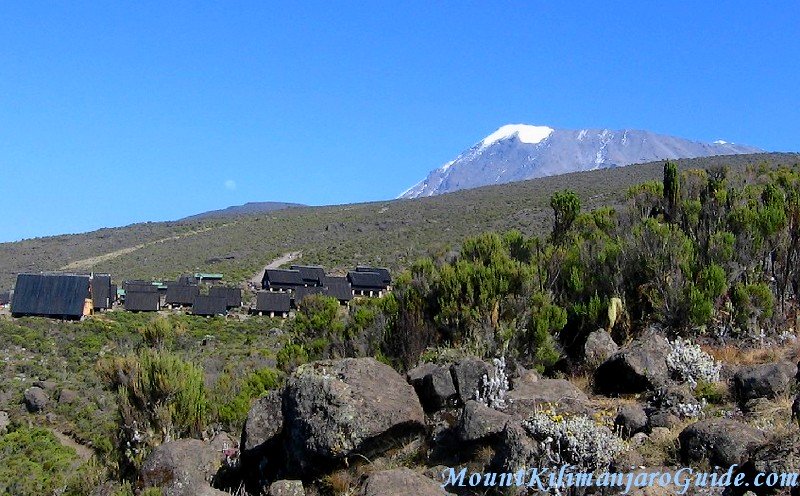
[523,410,626,471]
[474,356,509,410]
[0,426,77,496]
[665,338,721,388]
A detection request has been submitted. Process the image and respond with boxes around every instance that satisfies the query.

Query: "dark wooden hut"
[124,291,161,312]
[11,273,91,319]
[252,292,291,318]
[262,269,305,292]
[165,283,199,307]
[192,295,228,316]
[209,286,242,308]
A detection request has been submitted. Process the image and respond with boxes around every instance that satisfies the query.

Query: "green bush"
[0,426,77,496]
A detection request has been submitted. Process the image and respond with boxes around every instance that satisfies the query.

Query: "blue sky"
[1,2,798,242]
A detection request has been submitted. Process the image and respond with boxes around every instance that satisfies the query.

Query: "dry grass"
[701,342,795,366]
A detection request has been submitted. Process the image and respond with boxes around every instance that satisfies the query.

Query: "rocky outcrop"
[139,438,227,496]
[241,390,284,456]
[490,422,540,473]
[407,363,458,411]
[449,358,491,406]
[268,480,305,496]
[733,361,796,406]
[284,358,425,474]
[457,400,512,442]
[58,389,78,404]
[505,377,589,417]
[583,329,618,368]
[614,404,648,438]
[360,468,448,496]
[678,419,766,467]
[23,386,49,413]
[594,334,671,394]
[732,430,800,495]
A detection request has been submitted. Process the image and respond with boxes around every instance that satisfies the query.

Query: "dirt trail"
[248,251,302,285]
[59,225,228,271]
[50,428,93,461]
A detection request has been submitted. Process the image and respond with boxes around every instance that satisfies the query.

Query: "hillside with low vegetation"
[2,152,800,495]
[0,153,796,290]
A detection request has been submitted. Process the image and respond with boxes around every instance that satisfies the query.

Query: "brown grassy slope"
[0,152,796,288]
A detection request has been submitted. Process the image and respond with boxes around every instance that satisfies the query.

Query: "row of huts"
[4,265,392,320]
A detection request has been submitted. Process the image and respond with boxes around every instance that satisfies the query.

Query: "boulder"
[407,363,457,411]
[733,430,800,496]
[269,480,305,496]
[23,386,49,413]
[406,362,437,386]
[241,390,284,456]
[733,361,796,405]
[58,389,78,404]
[594,334,671,394]
[33,380,57,391]
[139,439,227,496]
[614,404,648,438]
[793,393,800,425]
[490,422,540,473]
[647,410,681,431]
[449,358,491,405]
[583,329,618,368]
[360,467,448,496]
[505,378,589,418]
[0,411,8,435]
[284,358,425,474]
[457,400,512,442]
[678,419,766,467]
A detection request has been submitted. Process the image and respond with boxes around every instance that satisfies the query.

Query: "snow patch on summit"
[480,124,553,150]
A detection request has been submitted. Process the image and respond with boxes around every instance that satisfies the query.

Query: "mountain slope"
[181,201,304,221]
[400,125,762,198]
[1,153,795,290]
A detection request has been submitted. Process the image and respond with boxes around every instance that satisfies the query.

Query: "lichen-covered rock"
[678,418,766,467]
[491,421,540,473]
[58,389,78,404]
[268,479,305,496]
[241,390,284,455]
[407,363,457,411]
[594,334,671,394]
[284,358,425,474]
[733,361,797,405]
[457,400,512,442]
[614,404,648,438]
[23,386,49,413]
[139,439,227,496]
[449,358,491,406]
[647,410,681,430]
[360,468,447,496]
[732,430,800,496]
[505,378,590,417]
[583,328,618,368]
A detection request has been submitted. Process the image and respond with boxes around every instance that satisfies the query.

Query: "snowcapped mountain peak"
[479,124,553,149]
[399,125,763,199]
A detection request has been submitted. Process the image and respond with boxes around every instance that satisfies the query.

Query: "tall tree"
[550,189,581,244]
[663,161,680,222]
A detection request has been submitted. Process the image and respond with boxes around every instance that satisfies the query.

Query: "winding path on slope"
[58,224,230,271]
[248,251,302,286]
